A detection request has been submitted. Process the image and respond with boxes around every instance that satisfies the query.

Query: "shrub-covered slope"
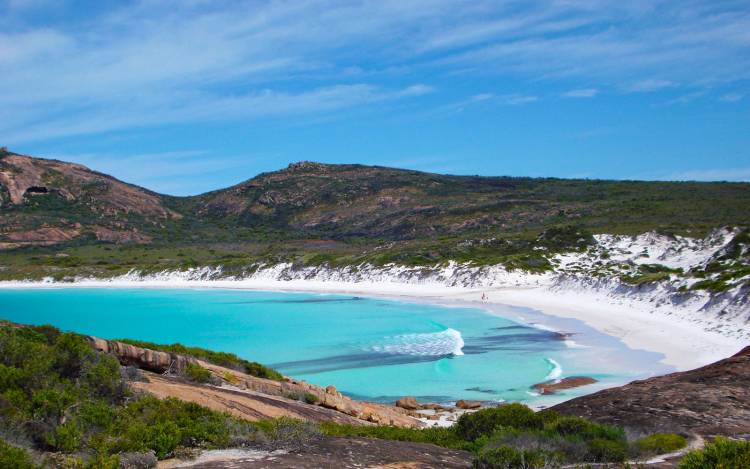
[2,149,749,253]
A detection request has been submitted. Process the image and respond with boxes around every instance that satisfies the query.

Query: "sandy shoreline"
[1,276,746,372]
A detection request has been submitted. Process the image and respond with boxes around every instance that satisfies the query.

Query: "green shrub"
[0,363,25,391]
[28,324,61,345]
[0,440,40,469]
[547,416,625,442]
[547,416,590,437]
[634,433,687,455]
[52,333,95,379]
[456,404,543,441]
[586,438,627,462]
[473,445,561,469]
[81,354,127,401]
[183,363,211,384]
[266,417,322,451]
[318,422,471,451]
[679,437,750,469]
[47,421,83,453]
[0,323,260,462]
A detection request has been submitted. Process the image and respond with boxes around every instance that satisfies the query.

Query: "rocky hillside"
[551,345,750,439]
[188,160,750,241]
[0,150,180,249]
[2,149,750,252]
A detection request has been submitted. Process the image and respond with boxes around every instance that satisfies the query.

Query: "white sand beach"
[2,272,746,373]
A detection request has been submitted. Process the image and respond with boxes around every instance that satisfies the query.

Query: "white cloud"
[627,79,675,92]
[500,94,538,105]
[720,93,744,102]
[1,0,749,144]
[562,88,598,98]
[3,83,432,143]
[670,167,750,182]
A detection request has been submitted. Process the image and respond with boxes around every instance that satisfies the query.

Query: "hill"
[3,149,750,248]
[0,150,181,250]
[1,148,749,280]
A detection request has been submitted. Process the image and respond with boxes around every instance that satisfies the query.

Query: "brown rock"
[395,396,420,410]
[456,400,481,409]
[532,376,597,395]
[325,385,338,395]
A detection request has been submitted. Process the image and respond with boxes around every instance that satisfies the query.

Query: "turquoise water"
[0,288,655,403]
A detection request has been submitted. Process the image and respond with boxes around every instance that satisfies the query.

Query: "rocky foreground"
[89,333,750,468]
[551,345,750,438]
[89,336,419,428]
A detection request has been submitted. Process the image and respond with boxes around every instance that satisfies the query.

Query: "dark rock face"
[550,346,750,437]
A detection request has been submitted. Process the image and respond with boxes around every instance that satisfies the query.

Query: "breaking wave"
[544,358,563,381]
[370,328,465,356]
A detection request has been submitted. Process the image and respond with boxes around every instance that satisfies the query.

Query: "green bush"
[319,422,471,451]
[266,417,322,451]
[52,333,96,379]
[0,440,40,469]
[586,438,627,462]
[547,416,590,437]
[183,362,212,384]
[634,433,687,455]
[679,437,750,469]
[473,445,561,469]
[547,416,624,442]
[47,421,83,453]
[0,323,260,463]
[456,404,543,441]
[81,354,126,401]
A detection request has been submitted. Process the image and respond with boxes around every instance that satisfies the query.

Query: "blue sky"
[1,0,749,195]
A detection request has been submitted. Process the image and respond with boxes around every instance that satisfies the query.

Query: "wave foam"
[371,328,465,356]
[544,358,562,381]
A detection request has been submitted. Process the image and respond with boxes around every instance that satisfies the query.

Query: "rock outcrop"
[550,346,750,437]
[89,337,420,428]
[395,396,420,410]
[532,376,597,395]
[88,336,198,373]
[455,400,482,409]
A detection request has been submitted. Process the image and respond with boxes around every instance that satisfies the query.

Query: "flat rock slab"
[551,345,750,437]
[165,438,472,469]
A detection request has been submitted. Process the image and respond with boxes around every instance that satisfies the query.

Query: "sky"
[1,0,749,195]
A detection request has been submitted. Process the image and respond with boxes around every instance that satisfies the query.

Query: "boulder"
[532,376,597,395]
[395,396,420,410]
[455,400,481,409]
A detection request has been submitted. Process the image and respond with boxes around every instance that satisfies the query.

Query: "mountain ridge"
[1,148,749,269]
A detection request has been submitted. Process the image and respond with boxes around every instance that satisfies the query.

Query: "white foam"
[564,339,587,349]
[371,328,465,356]
[544,358,562,381]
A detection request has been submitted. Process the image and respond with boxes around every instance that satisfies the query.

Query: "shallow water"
[0,288,668,404]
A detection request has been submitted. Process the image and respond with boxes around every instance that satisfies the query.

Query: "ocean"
[0,288,668,404]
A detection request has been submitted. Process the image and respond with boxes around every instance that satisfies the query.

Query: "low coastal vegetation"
[679,437,750,469]
[322,404,689,467]
[0,321,700,468]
